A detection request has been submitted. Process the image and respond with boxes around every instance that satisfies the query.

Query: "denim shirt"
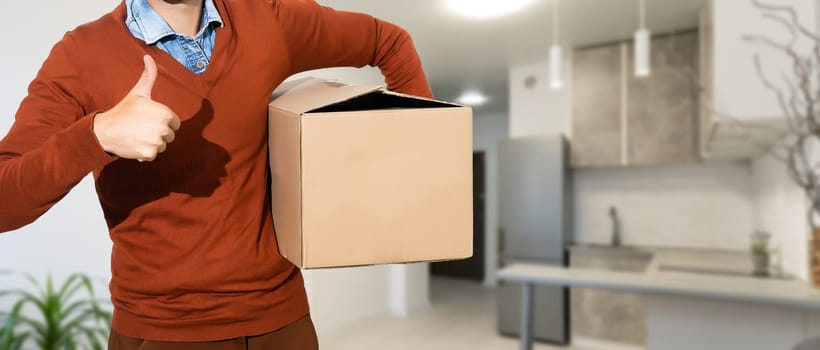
[125,0,223,75]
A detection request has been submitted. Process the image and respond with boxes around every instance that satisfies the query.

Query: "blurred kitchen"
[2,0,820,349]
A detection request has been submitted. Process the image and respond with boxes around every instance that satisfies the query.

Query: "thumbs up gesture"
[93,55,181,162]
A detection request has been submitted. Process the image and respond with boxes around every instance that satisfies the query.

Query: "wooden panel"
[571,44,624,167]
[627,32,700,165]
[570,247,652,345]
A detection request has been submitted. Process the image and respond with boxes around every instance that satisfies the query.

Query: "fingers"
[136,143,163,163]
[161,128,175,144]
[168,113,181,131]
[130,55,157,98]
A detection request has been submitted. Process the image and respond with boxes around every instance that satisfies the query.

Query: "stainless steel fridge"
[497,134,572,345]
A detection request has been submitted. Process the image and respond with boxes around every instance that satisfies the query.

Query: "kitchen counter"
[500,247,820,350]
[498,263,820,310]
[499,261,820,350]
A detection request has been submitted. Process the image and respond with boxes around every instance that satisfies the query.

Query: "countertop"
[498,246,820,310]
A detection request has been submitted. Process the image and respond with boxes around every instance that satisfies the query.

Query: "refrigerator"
[496,134,572,345]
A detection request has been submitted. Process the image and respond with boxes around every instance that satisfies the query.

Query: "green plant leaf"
[23,274,44,301]
[61,309,95,332]
[1,300,24,350]
[57,275,83,304]
[16,316,47,338]
[14,291,47,318]
[77,327,104,350]
[62,335,76,350]
[3,273,111,350]
[59,284,85,311]
[59,301,91,325]
[10,331,29,350]
[7,330,31,350]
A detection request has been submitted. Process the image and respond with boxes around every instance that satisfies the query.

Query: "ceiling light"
[446,0,538,19]
[634,29,651,77]
[549,45,563,89]
[457,91,488,106]
[634,0,651,77]
[549,0,563,89]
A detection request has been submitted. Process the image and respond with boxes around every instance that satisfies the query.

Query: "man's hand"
[93,55,181,162]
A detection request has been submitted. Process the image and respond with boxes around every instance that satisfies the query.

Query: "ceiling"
[318,0,706,114]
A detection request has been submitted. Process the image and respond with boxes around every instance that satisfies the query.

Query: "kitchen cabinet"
[699,0,791,160]
[626,32,699,165]
[571,44,624,167]
[571,31,700,167]
[569,245,652,346]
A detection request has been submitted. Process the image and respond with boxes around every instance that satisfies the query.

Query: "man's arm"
[274,0,434,98]
[0,34,116,232]
[0,33,178,232]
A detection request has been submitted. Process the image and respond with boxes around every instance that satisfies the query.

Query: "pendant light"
[549,0,563,89]
[634,0,651,77]
[635,0,652,77]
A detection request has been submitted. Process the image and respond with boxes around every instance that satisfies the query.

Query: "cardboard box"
[268,78,473,268]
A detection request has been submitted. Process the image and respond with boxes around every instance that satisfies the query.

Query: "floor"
[318,277,597,350]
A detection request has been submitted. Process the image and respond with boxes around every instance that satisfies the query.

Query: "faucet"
[609,206,622,247]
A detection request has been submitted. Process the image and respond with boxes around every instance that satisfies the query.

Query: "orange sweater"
[0,0,431,341]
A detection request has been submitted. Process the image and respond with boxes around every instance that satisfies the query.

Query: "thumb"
[130,55,157,98]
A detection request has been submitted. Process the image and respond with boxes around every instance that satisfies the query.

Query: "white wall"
[509,56,572,138]
[0,0,121,305]
[712,0,817,121]
[388,263,429,317]
[472,112,509,285]
[303,265,391,332]
[574,162,756,250]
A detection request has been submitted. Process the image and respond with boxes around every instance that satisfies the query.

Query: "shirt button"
[196,61,206,69]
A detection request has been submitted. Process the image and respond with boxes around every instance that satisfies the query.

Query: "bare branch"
[752,55,804,130]
[751,0,820,44]
[779,72,805,130]
[761,13,798,49]
[751,0,820,77]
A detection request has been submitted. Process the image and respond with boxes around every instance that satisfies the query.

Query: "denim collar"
[126,0,224,45]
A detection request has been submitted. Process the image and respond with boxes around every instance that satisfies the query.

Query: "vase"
[752,253,770,277]
[812,227,820,287]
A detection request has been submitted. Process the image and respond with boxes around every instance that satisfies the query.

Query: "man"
[0,0,431,348]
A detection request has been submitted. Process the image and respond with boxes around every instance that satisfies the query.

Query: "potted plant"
[751,231,773,276]
[0,273,111,350]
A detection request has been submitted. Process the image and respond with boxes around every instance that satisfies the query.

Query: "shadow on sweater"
[96,99,231,228]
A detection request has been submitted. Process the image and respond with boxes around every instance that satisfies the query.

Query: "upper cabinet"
[627,32,699,165]
[698,0,811,160]
[571,31,700,168]
[571,44,624,168]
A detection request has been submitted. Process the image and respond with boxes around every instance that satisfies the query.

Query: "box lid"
[270,77,383,115]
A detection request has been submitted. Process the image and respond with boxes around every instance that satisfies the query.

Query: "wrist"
[92,111,111,153]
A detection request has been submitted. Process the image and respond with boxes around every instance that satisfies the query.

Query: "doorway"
[430,152,486,281]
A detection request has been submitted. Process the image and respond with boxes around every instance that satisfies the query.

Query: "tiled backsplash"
[573,161,755,251]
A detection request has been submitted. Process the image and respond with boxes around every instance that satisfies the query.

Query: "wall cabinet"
[571,31,700,168]
[571,44,624,167]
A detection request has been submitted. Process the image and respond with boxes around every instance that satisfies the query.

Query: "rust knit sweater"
[0,0,432,341]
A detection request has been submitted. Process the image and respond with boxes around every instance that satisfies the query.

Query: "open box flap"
[270,77,383,115]
[271,77,467,115]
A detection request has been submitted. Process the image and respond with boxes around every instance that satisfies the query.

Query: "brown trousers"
[108,315,319,350]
